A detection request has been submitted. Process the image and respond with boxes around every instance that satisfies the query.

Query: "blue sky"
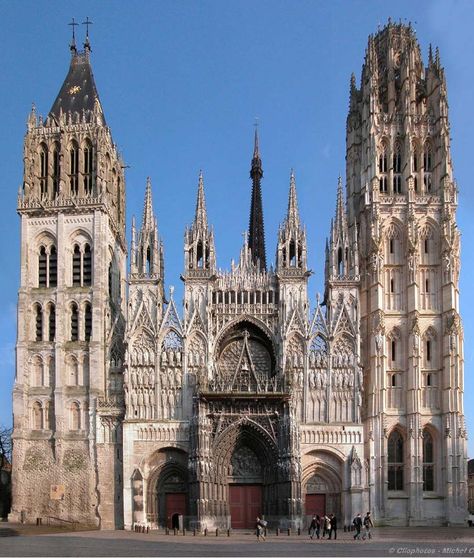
[1,1,474,454]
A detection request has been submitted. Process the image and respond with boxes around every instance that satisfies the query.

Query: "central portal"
[229,485,262,528]
[228,445,263,529]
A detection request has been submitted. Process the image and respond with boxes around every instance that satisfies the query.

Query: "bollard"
[287,527,291,536]
[193,528,196,536]
[343,525,347,532]
[216,528,219,537]
[227,528,230,537]
[276,527,280,536]
[166,527,169,535]
[264,527,267,538]
[182,528,186,536]
[298,527,301,536]
[204,528,208,536]
[174,528,177,536]
[147,526,150,534]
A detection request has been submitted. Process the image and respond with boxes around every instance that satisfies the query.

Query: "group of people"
[255,511,373,542]
[308,513,338,539]
[352,512,374,540]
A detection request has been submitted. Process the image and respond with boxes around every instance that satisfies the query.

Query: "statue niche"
[213,322,275,392]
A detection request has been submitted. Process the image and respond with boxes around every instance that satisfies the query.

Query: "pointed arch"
[387,426,405,491]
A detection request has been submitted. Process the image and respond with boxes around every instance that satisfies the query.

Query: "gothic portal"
[10,21,467,530]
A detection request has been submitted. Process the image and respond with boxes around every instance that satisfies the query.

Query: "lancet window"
[70,303,79,341]
[72,243,92,286]
[39,145,48,197]
[388,430,404,491]
[422,430,434,491]
[393,143,402,193]
[378,142,388,192]
[83,141,94,195]
[69,142,79,195]
[48,303,56,342]
[38,244,57,288]
[52,143,60,197]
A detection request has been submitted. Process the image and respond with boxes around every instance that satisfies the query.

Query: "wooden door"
[229,485,262,529]
[166,493,186,528]
[306,494,326,517]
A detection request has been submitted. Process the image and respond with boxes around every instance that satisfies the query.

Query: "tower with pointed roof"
[11,31,126,528]
[346,20,467,524]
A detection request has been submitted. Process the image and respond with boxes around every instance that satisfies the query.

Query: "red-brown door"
[166,493,186,528]
[306,494,326,517]
[229,485,262,529]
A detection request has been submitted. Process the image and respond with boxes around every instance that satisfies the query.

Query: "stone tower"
[10,34,126,528]
[346,21,467,524]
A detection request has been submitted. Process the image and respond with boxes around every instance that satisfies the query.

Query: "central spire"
[248,128,266,270]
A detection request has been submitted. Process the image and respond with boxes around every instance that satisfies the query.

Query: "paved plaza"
[0,525,474,557]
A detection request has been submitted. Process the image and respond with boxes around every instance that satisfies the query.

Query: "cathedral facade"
[10,22,467,530]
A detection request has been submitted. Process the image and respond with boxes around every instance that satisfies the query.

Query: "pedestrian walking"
[324,515,331,538]
[353,513,362,540]
[362,511,374,540]
[328,513,337,539]
[309,515,318,539]
[255,517,267,541]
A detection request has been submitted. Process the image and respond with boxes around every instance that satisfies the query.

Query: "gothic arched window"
[72,244,81,286]
[48,303,56,342]
[423,430,434,491]
[379,143,388,193]
[388,430,404,490]
[83,244,92,285]
[32,356,43,387]
[34,303,43,342]
[39,145,48,197]
[83,141,94,195]
[393,144,402,193]
[69,142,79,195]
[32,401,43,430]
[84,302,92,341]
[70,401,81,430]
[70,303,79,341]
[38,246,47,287]
[52,143,60,197]
[423,142,433,192]
[49,246,57,287]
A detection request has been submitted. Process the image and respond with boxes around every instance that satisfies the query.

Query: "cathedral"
[10,21,468,530]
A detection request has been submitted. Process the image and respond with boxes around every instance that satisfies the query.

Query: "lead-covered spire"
[48,33,105,125]
[248,129,266,270]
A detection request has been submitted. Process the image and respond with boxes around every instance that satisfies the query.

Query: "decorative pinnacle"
[287,169,300,226]
[142,177,154,231]
[194,170,208,229]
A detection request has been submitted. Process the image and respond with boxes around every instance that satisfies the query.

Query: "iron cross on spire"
[68,18,79,51]
[82,17,93,51]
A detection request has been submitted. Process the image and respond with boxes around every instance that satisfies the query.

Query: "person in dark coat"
[328,513,337,539]
[353,513,362,540]
[309,515,320,539]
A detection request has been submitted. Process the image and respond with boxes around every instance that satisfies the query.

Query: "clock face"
[69,85,81,95]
